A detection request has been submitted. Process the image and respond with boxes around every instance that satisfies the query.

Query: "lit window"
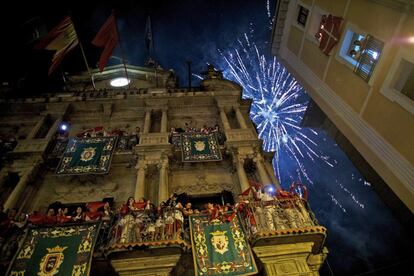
[353,35,383,82]
[339,28,383,82]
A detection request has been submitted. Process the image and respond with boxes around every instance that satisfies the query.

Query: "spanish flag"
[34,16,79,75]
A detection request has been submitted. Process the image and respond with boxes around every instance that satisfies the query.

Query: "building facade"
[0,64,327,275]
[271,0,414,214]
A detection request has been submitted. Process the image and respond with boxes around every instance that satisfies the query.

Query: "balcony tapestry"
[181,133,222,162]
[7,222,101,276]
[56,136,117,175]
[189,213,258,276]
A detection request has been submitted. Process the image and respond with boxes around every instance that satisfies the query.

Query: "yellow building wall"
[346,1,401,41]
[301,39,328,80]
[361,15,414,165]
[314,0,347,16]
[325,58,370,113]
[287,26,304,56]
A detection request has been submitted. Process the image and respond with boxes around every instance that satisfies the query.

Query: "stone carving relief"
[34,167,135,210]
[173,175,234,195]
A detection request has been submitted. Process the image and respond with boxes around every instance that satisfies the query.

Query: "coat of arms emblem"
[210,230,229,255]
[80,147,96,162]
[38,245,67,276]
[194,140,206,152]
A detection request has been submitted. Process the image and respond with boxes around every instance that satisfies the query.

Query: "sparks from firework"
[216,34,336,185]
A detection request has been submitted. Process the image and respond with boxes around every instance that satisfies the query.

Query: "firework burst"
[218,34,335,185]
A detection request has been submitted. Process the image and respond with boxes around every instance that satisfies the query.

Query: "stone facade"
[0,64,327,275]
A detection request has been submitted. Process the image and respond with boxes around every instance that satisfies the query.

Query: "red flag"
[34,16,79,75]
[315,14,343,55]
[92,13,119,72]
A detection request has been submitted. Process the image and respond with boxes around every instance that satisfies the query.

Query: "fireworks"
[217,34,335,185]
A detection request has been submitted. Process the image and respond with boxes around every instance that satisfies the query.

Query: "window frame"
[292,1,311,31]
[380,48,414,115]
[305,5,328,45]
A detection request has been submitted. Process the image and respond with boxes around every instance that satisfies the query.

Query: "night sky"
[1,1,414,275]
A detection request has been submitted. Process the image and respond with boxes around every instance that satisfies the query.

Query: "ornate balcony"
[241,198,327,252]
[106,207,191,253]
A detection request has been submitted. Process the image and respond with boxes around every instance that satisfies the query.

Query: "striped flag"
[34,17,79,75]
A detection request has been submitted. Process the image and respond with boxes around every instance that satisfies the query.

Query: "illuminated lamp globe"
[110,77,130,87]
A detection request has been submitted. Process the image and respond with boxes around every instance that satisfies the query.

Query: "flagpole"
[70,14,96,90]
[113,11,130,89]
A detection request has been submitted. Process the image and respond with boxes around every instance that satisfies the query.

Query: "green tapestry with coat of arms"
[181,133,222,162]
[7,222,101,276]
[56,137,117,175]
[189,213,258,276]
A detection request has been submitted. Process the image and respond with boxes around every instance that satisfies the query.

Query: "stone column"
[235,107,248,129]
[158,159,169,204]
[236,156,250,193]
[254,155,272,186]
[219,107,231,130]
[264,159,281,189]
[161,109,168,133]
[4,169,31,211]
[46,117,62,140]
[27,116,46,139]
[134,161,147,200]
[143,110,152,134]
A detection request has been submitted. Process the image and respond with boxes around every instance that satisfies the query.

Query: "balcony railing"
[106,207,190,252]
[240,197,327,253]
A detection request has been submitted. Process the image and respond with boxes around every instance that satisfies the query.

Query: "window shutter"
[354,35,383,82]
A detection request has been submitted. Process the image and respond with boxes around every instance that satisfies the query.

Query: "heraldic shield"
[189,213,258,276]
[38,246,67,276]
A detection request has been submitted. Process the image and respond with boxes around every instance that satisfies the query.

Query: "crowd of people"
[0,183,313,256]
[111,184,313,245]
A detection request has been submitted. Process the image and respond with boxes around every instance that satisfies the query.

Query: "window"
[306,6,327,44]
[353,35,383,82]
[338,27,383,82]
[392,59,414,101]
[297,5,309,27]
[380,48,414,114]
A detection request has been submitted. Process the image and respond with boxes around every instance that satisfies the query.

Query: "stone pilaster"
[264,158,281,189]
[158,159,169,204]
[254,155,272,186]
[236,156,250,192]
[27,115,46,139]
[235,106,248,129]
[219,107,231,130]
[161,109,168,133]
[4,160,40,210]
[134,161,147,200]
[143,109,152,134]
